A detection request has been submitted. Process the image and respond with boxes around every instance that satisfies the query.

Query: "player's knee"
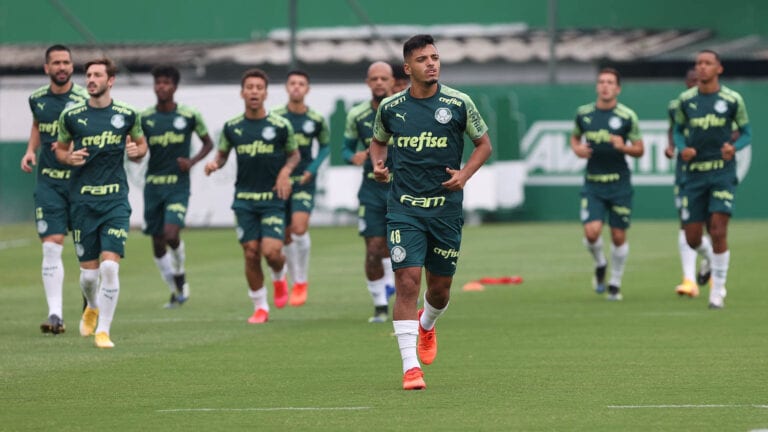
[242,244,261,262]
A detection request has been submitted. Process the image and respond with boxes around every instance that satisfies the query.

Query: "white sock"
[95,260,120,335]
[270,264,287,282]
[367,277,388,307]
[696,236,714,264]
[583,237,607,267]
[291,232,311,284]
[153,253,177,294]
[284,242,298,283]
[609,242,629,287]
[393,320,420,373]
[41,242,64,318]
[420,294,448,331]
[248,287,270,311]
[711,250,729,293]
[80,268,100,308]
[170,240,186,275]
[382,257,395,287]
[678,229,697,281]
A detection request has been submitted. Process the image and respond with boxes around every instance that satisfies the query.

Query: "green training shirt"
[373,84,488,218]
[218,112,297,208]
[58,99,144,203]
[572,102,641,179]
[28,84,88,184]
[142,103,209,189]
[272,105,330,177]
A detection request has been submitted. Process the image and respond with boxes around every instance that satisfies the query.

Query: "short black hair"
[241,68,269,88]
[699,49,721,63]
[390,62,408,81]
[45,44,71,63]
[598,67,621,86]
[403,34,435,60]
[287,69,310,83]
[151,64,180,86]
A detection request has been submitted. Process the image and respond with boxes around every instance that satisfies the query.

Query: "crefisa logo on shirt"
[110,114,125,129]
[173,116,187,130]
[262,126,276,140]
[302,120,315,134]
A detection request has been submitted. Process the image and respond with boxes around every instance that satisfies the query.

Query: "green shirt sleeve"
[462,94,488,140]
[284,121,298,152]
[626,110,641,142]
[129,110,144,139]
[218,128,232,152]
[193,108,209,137]
[57,111,72,143]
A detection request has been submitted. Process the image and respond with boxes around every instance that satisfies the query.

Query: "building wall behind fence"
[1,80,765,225]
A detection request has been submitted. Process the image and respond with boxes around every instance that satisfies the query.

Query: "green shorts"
[680,169,737,223]
[580,180,633,229]
[234,202,286,243]
[70,200,131,262]
[289,181,316,214]
[33,180,70,238]
[143,185,189,236]
[386,211,464,277]
[357,179,389,237]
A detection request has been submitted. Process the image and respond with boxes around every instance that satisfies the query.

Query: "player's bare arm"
[442,133,492,191]
[21,122,41,172]
[204,149,229,176]
[721,142,735,161]
[178,133,214,172]
[369,137,389,182]
[680,147,697,162]
[570,134,592,158]
[55,140,87,166]
[275,149,300,200]
[611,135,644,158]
[350,149,368,166]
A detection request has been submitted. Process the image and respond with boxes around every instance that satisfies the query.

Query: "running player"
[142,65,213,308]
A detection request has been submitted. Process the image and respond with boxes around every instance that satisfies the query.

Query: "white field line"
[158,406,371,413]
[608,404,768,409]
[0,239,32,250]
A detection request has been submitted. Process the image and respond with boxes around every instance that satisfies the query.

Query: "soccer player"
[370,34,492,390]
[672,49,751,309]
[204,68,299,324]
[55,57,148,348]
[142,65,213,308]
[570,67,644,301]
[665,68,713,298]
[272,70,330,307]
[390,62,409,93]
[341,61,396,323]
[20,45,88,335]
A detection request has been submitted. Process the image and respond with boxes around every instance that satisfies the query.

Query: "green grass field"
[2,220,768,431]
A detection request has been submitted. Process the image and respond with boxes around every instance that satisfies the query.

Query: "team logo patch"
[580,208,589,222]
[681,208,690,222]
[358,218,367,233]
[173,116,188,130]
[714,100,727,114]
[434,107,452,124]
[75,243,85,257]
[110,114,125,129]
[235,226,244,241]
[391,245,407,263]
[36,220,48,234]
[608,116,622,130]
[64,101,77,109]
[302,120,315,134]
[262,126,276,140]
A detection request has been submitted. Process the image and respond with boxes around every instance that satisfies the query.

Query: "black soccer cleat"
[40,314,66,335]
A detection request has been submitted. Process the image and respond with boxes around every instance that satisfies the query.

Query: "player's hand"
[125,136,142,159]
[350,150,368,166]
[67,148,89,166]
[610,134,626,152]
[204,160,219,176]
[20,151,36,172]
[177,157,192,172]
[442,167,468,191]
[373,159,389,183]
[721,142,735,161]
[664,145,675,159]
[274,173,293,200]
[573,143,592,158]
[299,171,313,185]
[680,147,697,162]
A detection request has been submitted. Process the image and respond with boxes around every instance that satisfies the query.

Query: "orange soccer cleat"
[402,367,426,390]
[247,308,269,324]
[417,309,437,365]
[289,282,308,307]
[273,279,288,308]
